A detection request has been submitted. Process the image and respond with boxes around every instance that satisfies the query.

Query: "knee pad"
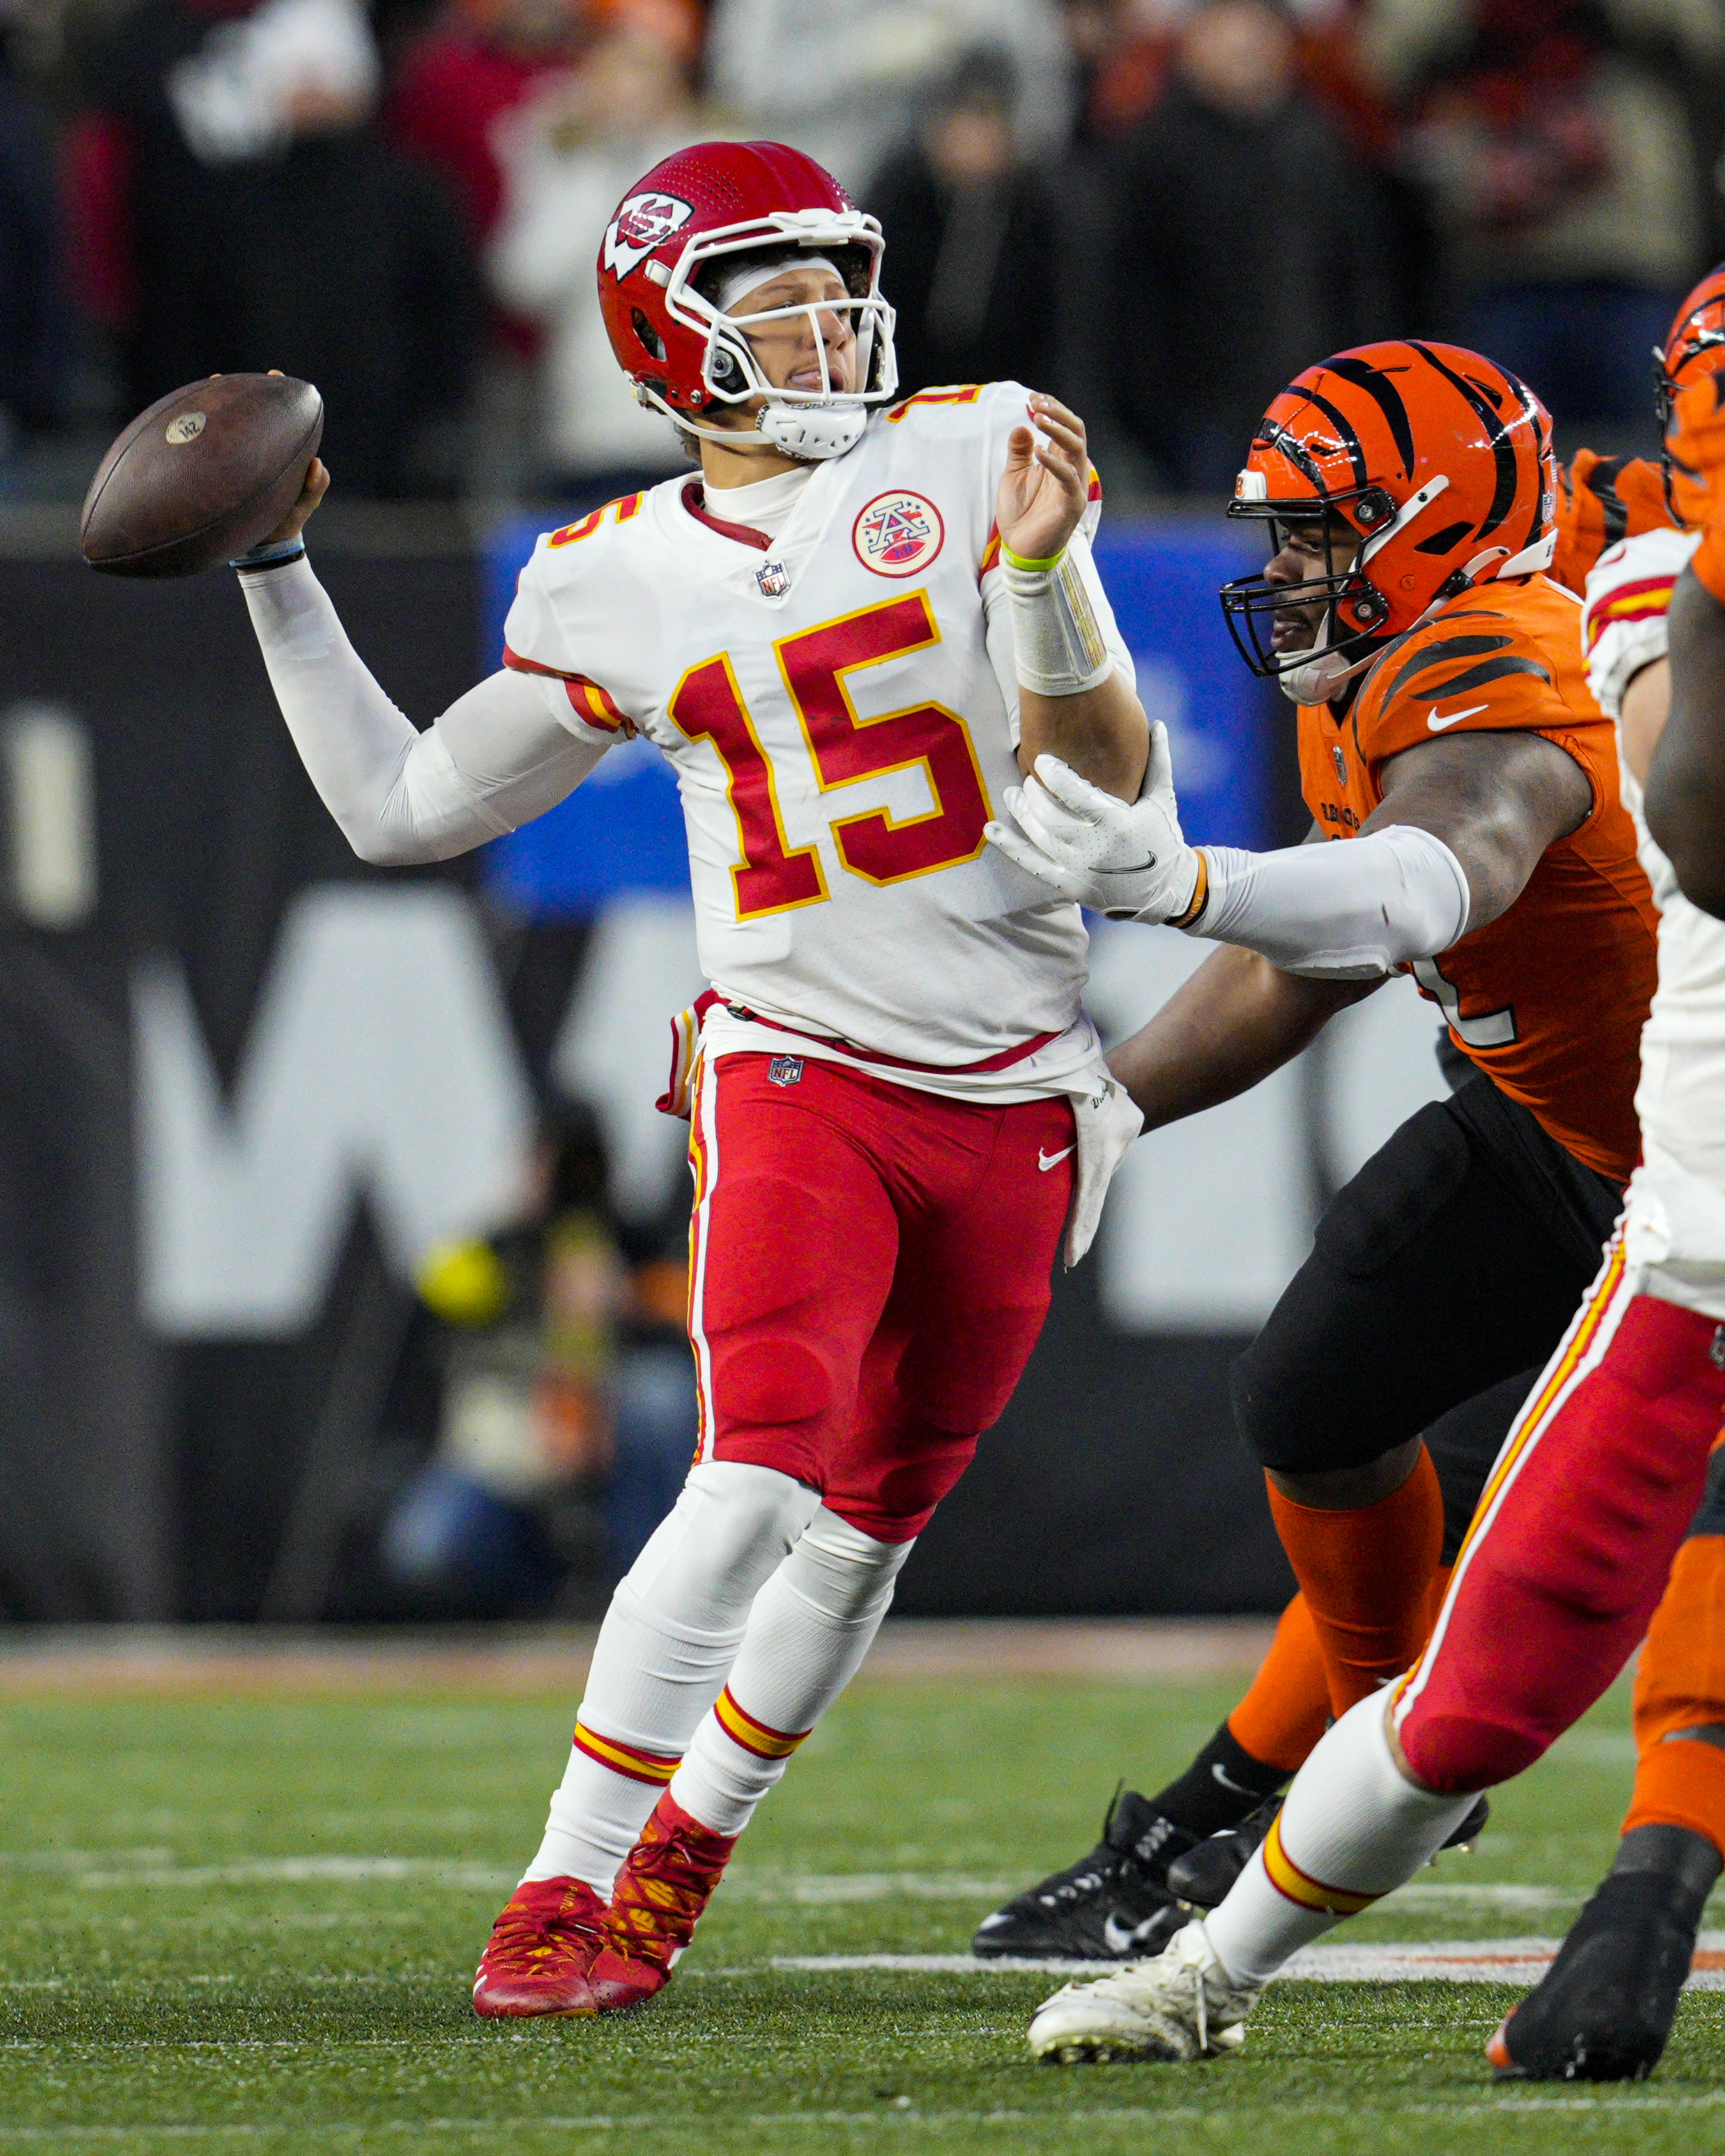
[779,1508,913,1626]
[1400,1708,1545,1794]
[622,1460,820,1617]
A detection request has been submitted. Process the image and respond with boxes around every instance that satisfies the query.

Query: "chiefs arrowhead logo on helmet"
[604,192,696,279]
[594,141,898,461]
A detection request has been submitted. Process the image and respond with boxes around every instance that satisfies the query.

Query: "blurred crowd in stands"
[2,0,1723,503]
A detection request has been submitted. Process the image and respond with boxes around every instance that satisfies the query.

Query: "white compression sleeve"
[238,555,610,865]
[1190,823,1471,980]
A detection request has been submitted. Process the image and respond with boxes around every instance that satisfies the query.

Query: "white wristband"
[1187,824,1472,980]
[1002,546,1114,697]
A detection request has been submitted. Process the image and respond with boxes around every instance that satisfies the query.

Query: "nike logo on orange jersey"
[1427,704,1490,732]
[1038,1146,1075,1172]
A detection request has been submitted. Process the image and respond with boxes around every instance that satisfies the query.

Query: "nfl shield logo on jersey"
[602,192,694,279]
[767,1056,804,1088]
[853,491,945,578]
[756,560,792,598]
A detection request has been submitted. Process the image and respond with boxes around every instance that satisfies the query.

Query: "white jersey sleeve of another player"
[1581,525,1700,720]
[901,383,1136,746]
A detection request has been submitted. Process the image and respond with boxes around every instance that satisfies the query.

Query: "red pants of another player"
[1394,1238,1725,1792]
[686,1051,1075,1542]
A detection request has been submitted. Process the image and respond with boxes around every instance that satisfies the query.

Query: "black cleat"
[1165,1792,1281,1909]
[1488,1826,1720,2083]
[1167,1791,1490,1911]
[972,1788,1192,1961]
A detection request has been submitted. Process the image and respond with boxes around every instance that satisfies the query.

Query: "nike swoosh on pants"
[1038,1146,1075,1171]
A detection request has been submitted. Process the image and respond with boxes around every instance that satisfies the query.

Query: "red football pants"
[1394,1239,1725,1792]
[686,1052,1075,1542]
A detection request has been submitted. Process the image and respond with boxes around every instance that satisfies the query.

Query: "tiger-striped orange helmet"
[1655,263,1725,526]
[1220,341,1557,702]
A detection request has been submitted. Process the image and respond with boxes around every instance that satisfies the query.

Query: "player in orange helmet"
[977,342,1658,1973]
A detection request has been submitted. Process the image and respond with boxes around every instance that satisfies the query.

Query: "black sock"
[1147,1721,1288,1840]
[1609,1822,1722,1928]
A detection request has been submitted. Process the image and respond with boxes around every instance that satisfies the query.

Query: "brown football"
[80,374,324,578]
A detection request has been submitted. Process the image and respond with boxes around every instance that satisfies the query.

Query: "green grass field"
[1,1663,1722,2155]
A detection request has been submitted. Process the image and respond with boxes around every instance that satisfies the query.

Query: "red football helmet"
[597,140,898,461]
[1220,341,1557,703]
[1655,262,1725,525]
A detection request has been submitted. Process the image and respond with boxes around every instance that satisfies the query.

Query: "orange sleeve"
[1618,456,1673,538]
[1693,521,1725,606]
[1356,615,1564,766]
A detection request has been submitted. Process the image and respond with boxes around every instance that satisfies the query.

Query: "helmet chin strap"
[635,385,867,460]
[757,401,868,459]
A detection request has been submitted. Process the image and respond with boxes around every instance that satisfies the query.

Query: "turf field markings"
[1390,1881,1572,1907]
[72,1857,516,1889]
[723,1871,1017,1902]
[762,1933,1725,1986]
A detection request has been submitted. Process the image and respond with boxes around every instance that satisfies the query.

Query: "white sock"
[669,1509,912,1838]
[523,1461,820,1892]
[1204,1691,1481,1987]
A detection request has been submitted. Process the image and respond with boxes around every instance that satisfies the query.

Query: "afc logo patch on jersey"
[603,192,694,279]
[853,491,944,578]
[767,1056,804,1088]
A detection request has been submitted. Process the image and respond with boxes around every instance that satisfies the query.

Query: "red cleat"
[472,1877,608,2017]
[588,1793,739,2012]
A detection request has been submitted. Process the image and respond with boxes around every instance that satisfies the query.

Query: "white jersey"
[500,381,1130,1084]
[1583,525,1725,1313]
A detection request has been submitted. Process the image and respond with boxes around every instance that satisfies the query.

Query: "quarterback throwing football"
[229,141,1149,2015]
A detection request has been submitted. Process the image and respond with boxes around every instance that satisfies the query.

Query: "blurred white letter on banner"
[136,884,534,1337]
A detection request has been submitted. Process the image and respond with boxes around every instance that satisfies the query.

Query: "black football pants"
[1231,1070,1625,1560]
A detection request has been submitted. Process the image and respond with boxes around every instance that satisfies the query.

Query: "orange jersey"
[1550,449,1673,596]
[1299,575,1657,1182]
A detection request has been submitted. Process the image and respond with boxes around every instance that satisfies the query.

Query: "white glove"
[985,723,1202,921]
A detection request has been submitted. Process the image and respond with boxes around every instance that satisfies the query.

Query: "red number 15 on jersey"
[668,590,993,921]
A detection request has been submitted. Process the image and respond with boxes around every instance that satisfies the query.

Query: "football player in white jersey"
[229,138,1155,2017]
[1022,265,1725,2083]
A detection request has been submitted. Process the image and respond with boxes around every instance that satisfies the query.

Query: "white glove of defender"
[986,723,1202,921]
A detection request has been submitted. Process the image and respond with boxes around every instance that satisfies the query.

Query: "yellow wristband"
[1001,543,1066,574]
[1168,850,1210,930]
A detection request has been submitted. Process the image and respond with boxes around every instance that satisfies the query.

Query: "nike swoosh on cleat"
[1038,1146,1075,1171]
[1427,704,1489,732]
[1102,1912,1161,1955]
